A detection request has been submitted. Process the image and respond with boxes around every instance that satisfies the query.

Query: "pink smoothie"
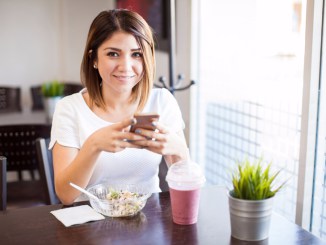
[169,188,200,225]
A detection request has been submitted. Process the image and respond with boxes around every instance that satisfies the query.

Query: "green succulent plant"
[230,158,285,200]
[41,80,64,97]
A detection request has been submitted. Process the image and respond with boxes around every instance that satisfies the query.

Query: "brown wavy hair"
[80,9,156,112]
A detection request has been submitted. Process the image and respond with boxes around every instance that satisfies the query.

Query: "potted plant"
[41,80,64,122]
[228,158,285,241]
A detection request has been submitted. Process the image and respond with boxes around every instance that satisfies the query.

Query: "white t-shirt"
[50,88,184,199]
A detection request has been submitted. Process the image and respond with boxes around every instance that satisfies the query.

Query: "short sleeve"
[49,96,80,150]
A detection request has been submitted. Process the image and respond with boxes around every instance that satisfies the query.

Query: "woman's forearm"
[54,137,101,204]
[164,131,189,167]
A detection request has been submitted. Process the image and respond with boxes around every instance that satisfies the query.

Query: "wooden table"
[0,186,324,245]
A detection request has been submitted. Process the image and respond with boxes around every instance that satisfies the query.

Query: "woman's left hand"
[130,122,188,161]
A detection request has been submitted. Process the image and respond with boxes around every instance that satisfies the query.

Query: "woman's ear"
[89,49,98,69]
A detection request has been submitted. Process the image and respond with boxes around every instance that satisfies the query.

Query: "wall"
[0,0,61,108]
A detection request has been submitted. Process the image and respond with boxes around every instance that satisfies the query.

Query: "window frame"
[296,0,324,229]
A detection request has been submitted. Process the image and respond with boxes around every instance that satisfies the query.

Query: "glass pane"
[195,0,305,222]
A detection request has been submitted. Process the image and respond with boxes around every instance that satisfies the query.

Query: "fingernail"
[151,121,157,126]
[131,118,136,125]
[135,129,141,134]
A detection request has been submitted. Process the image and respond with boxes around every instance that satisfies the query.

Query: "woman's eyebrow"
[103,47,141,52]
[104,47,120,51]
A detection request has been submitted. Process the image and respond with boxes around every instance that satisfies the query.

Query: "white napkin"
[51,205,105,227]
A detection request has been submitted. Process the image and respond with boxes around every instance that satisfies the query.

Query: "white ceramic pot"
[228,191,274,241]
[43,96,61,123]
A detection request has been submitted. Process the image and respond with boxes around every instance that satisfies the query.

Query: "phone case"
[130,113,160,132]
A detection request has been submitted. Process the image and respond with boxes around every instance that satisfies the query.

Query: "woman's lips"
[114,75,135,81]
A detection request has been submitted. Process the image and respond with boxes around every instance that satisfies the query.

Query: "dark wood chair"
[30,86,44,111]
[0,124,51,180]
[62,83,84,96]
[0,86,21,113]
[31,83,83,111]
[35,138,60,205]
[0,124,51,209]
[0,156,7,211]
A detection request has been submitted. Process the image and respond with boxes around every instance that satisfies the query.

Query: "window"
[192,0,326,240]
[194,0,305,222]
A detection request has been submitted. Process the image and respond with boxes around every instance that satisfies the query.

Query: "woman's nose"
[118,55,132,71]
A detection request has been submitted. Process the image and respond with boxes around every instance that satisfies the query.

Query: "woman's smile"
[113,75,136,81]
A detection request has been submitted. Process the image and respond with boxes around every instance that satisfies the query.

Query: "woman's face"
[95,31,144,95]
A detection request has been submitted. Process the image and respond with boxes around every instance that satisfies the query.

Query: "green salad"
[105,188,144,216]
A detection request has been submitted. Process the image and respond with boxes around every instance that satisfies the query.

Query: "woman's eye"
[107,52,118,57]
[133,52,143,58]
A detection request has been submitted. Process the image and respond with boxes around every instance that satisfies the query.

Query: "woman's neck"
[96,87,138,122]
[102,87,135,111]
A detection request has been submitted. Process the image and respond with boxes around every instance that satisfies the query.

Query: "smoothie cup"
[166,160,206,225]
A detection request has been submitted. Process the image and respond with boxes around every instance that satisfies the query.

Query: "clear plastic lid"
[166,160,206,190]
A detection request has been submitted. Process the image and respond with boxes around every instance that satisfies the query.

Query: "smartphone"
[130,113,160,132]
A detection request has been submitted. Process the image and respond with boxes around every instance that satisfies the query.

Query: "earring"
[93,64,97,69]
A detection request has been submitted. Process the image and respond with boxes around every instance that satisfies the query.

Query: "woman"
[50,9,189,205]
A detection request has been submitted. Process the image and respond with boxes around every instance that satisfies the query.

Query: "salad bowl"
[87,182,152,217]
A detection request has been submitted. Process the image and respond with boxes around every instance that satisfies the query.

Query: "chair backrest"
[62,83,83,96]
[35,138,60,205]
[0,156,7,211]
[0,86,21,113]
[31,83,83,111]
[159,157,169,192]
[30,86,44,111]
[0,124,51,180]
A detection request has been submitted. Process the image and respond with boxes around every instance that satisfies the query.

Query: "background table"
[0,186,325,245]
[0,109,48,125]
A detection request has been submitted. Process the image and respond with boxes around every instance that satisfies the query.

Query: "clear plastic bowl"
[87,183,152,217]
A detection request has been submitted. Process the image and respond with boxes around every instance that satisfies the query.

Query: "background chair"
[0,86,21,113]
[30,85,44,111]
[0,124,51,180]
[0,156,7,211]
[62,82,84,96]
[31,82,83,111]
[36,138,60,205]
[0,124,51,209]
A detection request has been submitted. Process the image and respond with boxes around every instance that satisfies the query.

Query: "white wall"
[0,0,190,141]
[0,0,61,107]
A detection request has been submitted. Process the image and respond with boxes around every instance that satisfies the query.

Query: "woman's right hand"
[91,117,146,153]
